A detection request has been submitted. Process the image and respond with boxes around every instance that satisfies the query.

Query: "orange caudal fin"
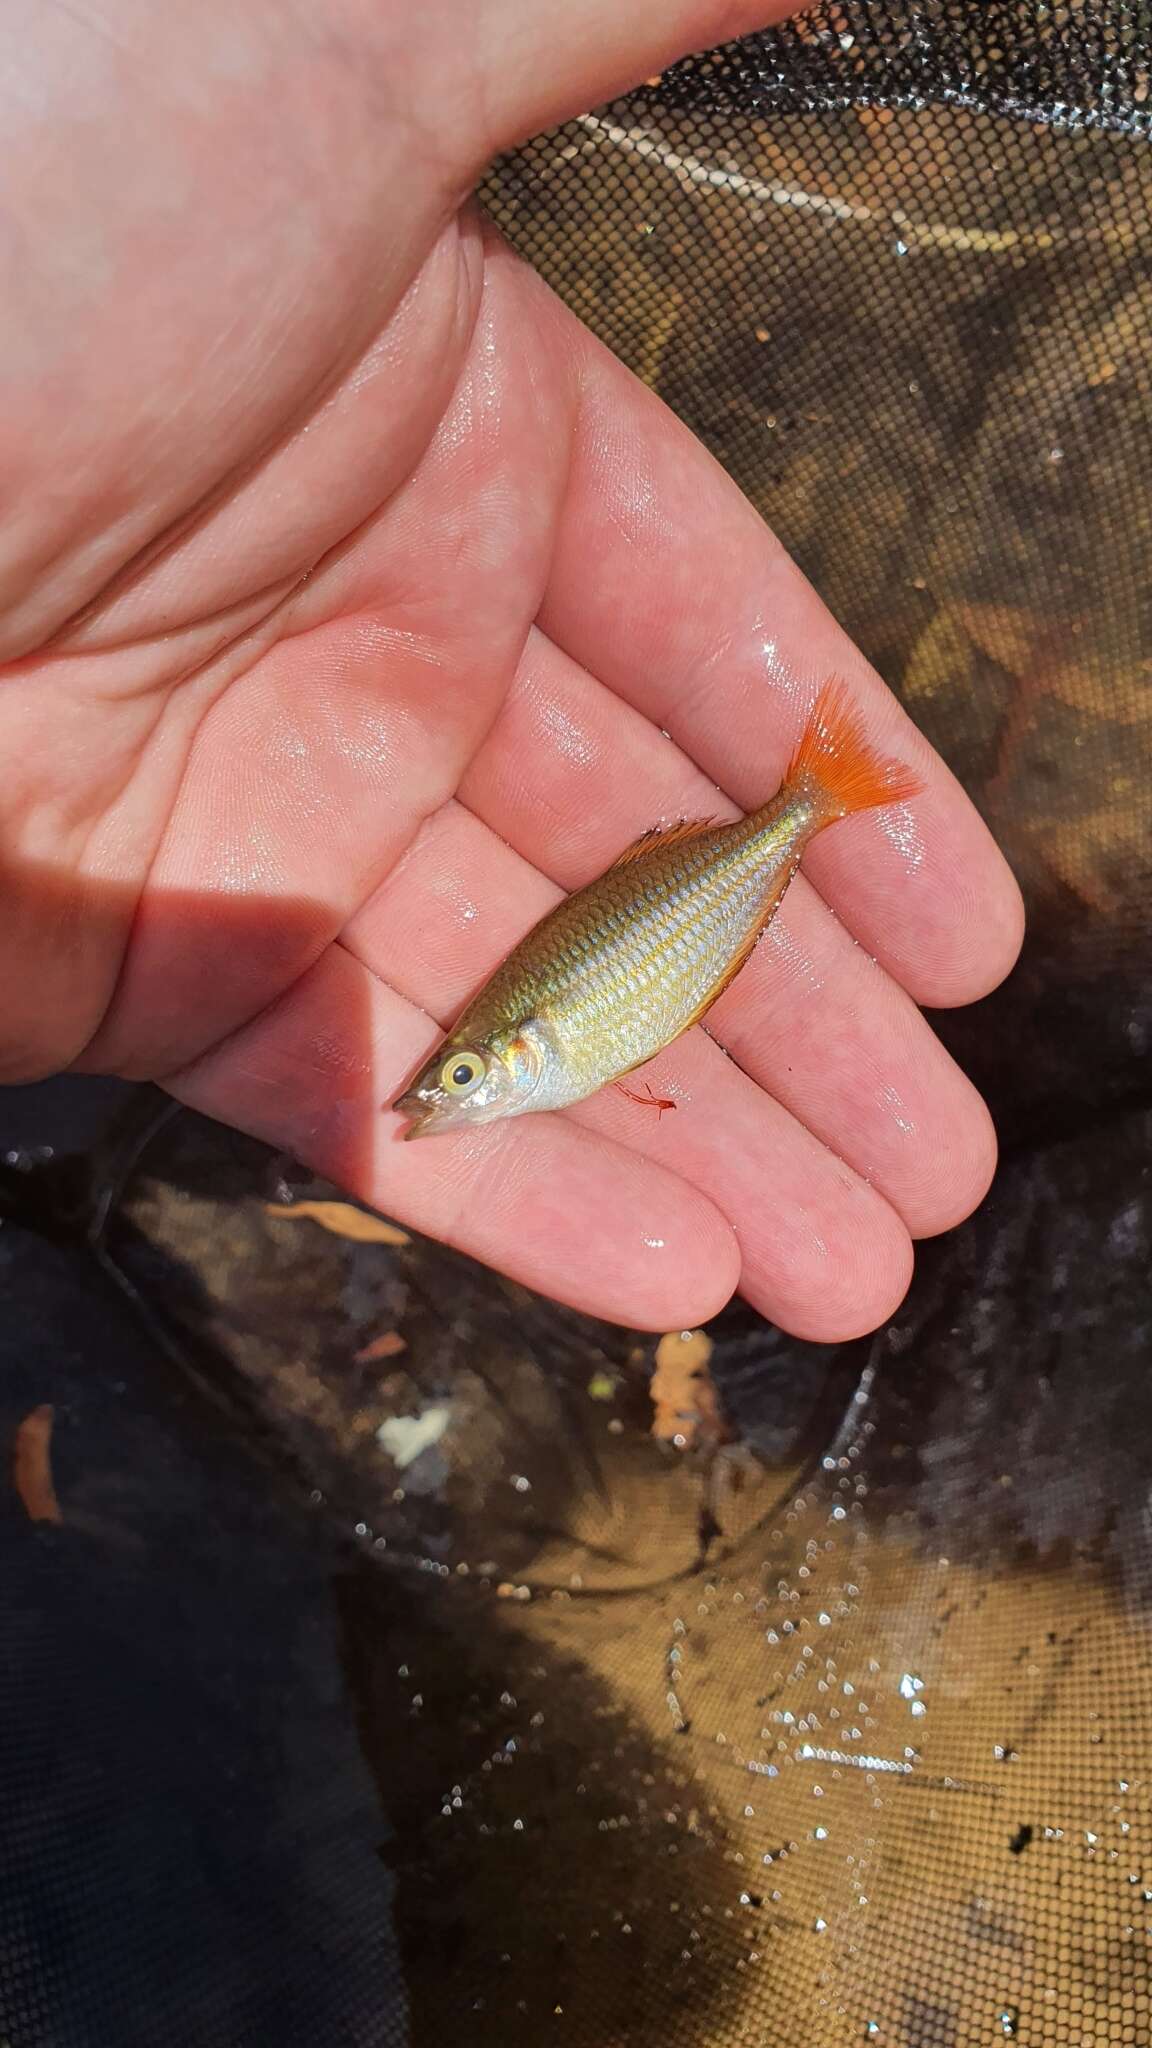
[785,678,923,820]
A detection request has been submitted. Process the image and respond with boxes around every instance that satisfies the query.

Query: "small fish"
[393,680,921,1139]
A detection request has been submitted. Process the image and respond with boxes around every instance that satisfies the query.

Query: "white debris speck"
[376,1405,452,1468]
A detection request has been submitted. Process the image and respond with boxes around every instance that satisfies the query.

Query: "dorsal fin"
[607,817,717,871]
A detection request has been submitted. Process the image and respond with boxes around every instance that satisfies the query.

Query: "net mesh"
[3,5,1151,2046]
[482,5,1151,1141]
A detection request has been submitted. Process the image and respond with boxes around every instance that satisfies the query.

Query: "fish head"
[392,1021,550,1139]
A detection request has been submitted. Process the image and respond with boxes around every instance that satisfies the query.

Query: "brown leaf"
[12,1405,63,1524]
[264,1200,410,1246]
[951,601,1040,673]
[1043,648,1152,726]
[650,1330,725,1449]
[1040,797,1149,915]
[354,1331,408,1365]
[904,607,974,703]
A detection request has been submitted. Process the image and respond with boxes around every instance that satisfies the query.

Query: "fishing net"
[2,3,1150,2044]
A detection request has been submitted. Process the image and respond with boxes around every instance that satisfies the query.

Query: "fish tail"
[785,678,923,820]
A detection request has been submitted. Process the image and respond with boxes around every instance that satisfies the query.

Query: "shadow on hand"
[0,856,380,1204]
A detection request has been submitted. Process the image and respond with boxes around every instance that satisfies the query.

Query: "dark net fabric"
[484,2,1150,1144]
[2,6,1151,2047]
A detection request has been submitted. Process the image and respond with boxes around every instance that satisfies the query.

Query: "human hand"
[0,0,1023,1338]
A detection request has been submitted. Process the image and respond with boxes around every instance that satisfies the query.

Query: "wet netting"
[2,4,1151,2045]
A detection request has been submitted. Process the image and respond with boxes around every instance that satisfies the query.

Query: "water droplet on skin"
[539,697,596,767]
[878,1081,916,1136]
[642,1236,666,1250]
[877,799,926,873]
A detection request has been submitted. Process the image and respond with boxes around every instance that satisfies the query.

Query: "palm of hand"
[0,7,1022,1338]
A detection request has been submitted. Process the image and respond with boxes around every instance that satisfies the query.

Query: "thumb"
[469,1,802,159]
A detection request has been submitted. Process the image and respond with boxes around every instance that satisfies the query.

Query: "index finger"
[536,309,1024,1008]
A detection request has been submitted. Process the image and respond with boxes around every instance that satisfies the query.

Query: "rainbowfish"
[393,681,921,1139]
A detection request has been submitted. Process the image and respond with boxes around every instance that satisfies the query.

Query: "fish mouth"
[392,1090,436,1140]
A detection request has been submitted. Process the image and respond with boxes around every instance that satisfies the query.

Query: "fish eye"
[440,1051,486,1096]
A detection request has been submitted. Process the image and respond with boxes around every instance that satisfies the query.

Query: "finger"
[344,799,916,1340]
[83,252,571,1079]
[532,312,1025,1006]
[460,630,997,1237]
[473,3,797,160]
[570,1049,914,1340]
[169,939,742,1332]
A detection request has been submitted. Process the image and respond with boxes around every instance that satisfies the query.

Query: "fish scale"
[393,682,921,1137]
[456,797,811,1109]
